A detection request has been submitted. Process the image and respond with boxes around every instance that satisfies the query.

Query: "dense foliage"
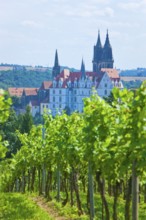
[0,83,146,219]
[0,105,33,158]
[0,67,78,89]
[0,70,52,89]
[0,95,11,158]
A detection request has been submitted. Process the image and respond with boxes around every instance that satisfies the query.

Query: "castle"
[8,31,123,116]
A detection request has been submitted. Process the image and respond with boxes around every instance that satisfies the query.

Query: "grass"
[42,192,146,220]
[1,192,146,219]
[0,193,53,220]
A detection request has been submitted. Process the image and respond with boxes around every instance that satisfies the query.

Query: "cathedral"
[92,30,114,72]
[52,30,114,80]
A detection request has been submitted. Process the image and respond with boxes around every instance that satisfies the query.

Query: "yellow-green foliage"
[0,193,52,220]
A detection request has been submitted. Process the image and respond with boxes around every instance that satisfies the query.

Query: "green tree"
[0,110,21,158]
[20,106,33,134]
[0,95,11,158]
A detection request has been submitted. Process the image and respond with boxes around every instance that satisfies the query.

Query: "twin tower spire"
[93,30,114,72]
[52,30,114,79]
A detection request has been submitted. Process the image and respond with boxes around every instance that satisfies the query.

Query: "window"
[105,83,107,88]
[53,90,55,94]
[59,104,62,108]
[53,97,55,102]
[59,90,61,94]
[46,105,48,108]
[74,90,76,94]
[59,97,62,102]
[53,104,55,108]
[74,97,77,102]
[105,90,107,95]
[43,104,45,108]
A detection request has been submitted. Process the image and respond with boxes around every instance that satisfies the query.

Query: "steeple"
[92,30,103,72]
[102,30,114,68]
[92,30,114,72]
[52,49,60,79]
[96,30,102,47]
[80,58,86,79]
[104,30,111,48]
[102,30,114,65]
[54,49,59,66]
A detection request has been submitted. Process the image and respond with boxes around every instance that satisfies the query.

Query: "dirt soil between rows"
[32,196,71,220]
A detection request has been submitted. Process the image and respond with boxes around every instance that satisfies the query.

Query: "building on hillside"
[29,100,40,117]
[38,81,52,102]
[8,31,123,117]
[8,88,24,97]
[21,88,39,107]
[48,31,123,116]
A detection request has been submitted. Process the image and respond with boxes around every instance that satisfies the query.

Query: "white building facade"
[48,68,123,116]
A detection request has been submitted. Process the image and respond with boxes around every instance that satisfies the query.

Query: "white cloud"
[21,20,43,28]
[118,0,146,11]
[64,6,114,18]
[104,7,114,17]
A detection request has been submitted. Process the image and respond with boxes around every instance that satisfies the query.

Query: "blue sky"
[0,0,146,70]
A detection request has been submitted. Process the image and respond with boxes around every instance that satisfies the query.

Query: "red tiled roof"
[54,69,105,88]
[8,87,39,97]
[101,68,120,79]
[40,81,52,90]
[8,88,24,97]
[23,88,39,96]
[57,69,70,79]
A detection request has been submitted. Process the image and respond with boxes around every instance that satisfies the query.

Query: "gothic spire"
[102,30,114,68]
[104,29,111,48]
[54,49,59,67]
[52,49,60,79]
[96,30,102,47]
[80,58,86,79]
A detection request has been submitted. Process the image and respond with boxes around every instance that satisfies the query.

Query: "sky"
[0,0,146,70]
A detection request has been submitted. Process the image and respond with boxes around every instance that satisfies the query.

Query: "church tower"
[80,58,86,79]
[52,50,60,79]
[92,30,114,72]
[92,31,103,72]
[101,30,114,68]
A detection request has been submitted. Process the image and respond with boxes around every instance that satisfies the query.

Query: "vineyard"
[0,84,146,220]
